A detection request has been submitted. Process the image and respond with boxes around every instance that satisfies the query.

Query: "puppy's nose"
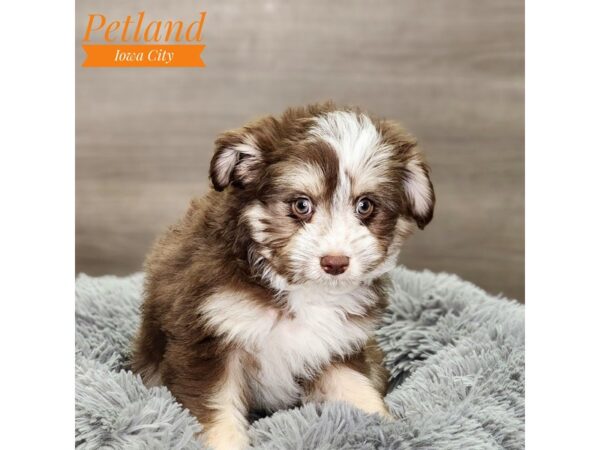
[320,255,350,275]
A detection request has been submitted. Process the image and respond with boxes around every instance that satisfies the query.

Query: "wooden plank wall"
[76,0,524,301]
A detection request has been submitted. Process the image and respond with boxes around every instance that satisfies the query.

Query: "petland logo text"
[82,11,206,67]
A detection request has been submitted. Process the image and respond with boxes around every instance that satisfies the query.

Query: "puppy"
[131,102,435,450]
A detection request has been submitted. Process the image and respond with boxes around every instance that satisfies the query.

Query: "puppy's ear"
[380,120,435,229]
[402,158,435,229]
[209,134,261,191]
[210,116,279,191]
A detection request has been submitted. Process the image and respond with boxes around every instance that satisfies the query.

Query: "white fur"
[199,288,377,411]
[284,206,382,288]
[305,364,390,417]
[404,160,432,217]
[200,291,278,347]
[310,112,387,176]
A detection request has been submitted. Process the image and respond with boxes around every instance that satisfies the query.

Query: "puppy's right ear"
[209,130,264,191]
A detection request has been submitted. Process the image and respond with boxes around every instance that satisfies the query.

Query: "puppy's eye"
[355,197,374,219]
[291,197,313,220]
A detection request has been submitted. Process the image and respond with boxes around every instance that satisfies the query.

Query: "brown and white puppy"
[131,102,435,450]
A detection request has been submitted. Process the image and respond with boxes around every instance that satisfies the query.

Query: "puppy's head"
[210,103,435,291]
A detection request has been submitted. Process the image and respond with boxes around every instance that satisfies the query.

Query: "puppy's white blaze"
[310,111,393,189]
[203,351,249,450]
[333,169,352,211]
[306,365,389,417]
[311,112,381,167]
[404,160,432,217]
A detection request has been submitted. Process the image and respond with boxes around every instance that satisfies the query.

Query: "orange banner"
[82,45,205,67]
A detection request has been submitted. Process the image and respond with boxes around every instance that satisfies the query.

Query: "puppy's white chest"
[248,289,374,410]
[201,286,377,410]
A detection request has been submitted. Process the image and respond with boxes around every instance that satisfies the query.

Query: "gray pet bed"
[75,267,524,449]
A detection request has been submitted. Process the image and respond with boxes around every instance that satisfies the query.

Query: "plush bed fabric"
[75,267,524,449]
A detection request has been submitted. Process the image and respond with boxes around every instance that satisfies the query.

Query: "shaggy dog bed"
[75,267,524,449]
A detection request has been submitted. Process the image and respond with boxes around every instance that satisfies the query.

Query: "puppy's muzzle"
[320,255,350,275]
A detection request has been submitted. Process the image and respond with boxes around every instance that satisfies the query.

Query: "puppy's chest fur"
[202,285,379,411]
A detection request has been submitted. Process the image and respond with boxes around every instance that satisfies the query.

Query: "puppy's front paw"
[202,424,250,450]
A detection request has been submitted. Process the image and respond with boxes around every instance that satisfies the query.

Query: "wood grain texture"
[76,0,524,301]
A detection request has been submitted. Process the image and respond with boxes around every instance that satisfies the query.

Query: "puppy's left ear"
[402,157,435,229]
[210,116,279,191]
[210,131,264,191]
[380,120,435,229]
